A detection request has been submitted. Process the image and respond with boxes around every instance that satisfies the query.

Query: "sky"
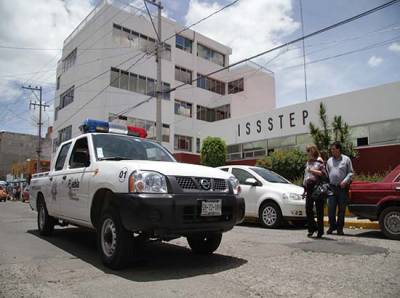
[0,0,399,135]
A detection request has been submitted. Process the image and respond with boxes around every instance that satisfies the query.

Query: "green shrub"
[200,137,227,167]
[353,172,388,183]
[256,148,307,182]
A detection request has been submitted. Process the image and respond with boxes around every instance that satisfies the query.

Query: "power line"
[111,0,400,120]
[168,0,400,94]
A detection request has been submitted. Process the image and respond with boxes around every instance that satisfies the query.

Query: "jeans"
[327,185,348,231]
[305,183,324,234]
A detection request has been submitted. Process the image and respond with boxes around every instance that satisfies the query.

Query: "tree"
[256,148,307,181]
[200,137,227,167]
[309,103,357,159]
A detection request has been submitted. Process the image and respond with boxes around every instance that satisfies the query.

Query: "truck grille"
[175,177,228,192]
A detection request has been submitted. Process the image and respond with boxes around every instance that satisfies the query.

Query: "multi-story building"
[54,1,399,174]
[53,1,275,153]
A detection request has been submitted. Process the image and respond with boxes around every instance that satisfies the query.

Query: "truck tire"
[98,207,134,270]
[259,201,283,228]
[379,206,400,240]
[187,232,222,254]
[37,197,55,236]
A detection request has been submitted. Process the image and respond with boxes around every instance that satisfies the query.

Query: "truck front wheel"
[379,206,400,240]
[98,207,134,269]
[37,198,55,236]
[187,232,222,254]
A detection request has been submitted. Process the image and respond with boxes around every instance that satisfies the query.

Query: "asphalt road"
[0,201,399,298]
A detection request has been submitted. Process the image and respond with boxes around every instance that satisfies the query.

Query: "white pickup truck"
[30,119,244,269]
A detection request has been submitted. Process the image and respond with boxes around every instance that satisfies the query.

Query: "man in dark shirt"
[326,142,354,235]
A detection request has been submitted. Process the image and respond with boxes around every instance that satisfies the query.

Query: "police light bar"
[80,119,147,138]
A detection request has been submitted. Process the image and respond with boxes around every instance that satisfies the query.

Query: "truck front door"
[59,137,93,223]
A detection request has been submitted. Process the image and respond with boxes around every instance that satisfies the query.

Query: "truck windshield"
[92,134,176,162]
[251,167,289,184]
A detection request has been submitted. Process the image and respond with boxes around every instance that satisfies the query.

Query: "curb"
[323,217,380,230]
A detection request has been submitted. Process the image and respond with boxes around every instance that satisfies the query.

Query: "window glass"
[219,167,229,172]
[129,73,137,92]
[175,99,192,117]
[69,137,90,168]
[174,135,192,152]
[121,28,130,47]
[176,35,192,53]
[197,44,224,66]
[251,167,289,184]
[55,143,71,171]
[147,78,156,96]
[196,138,201,153]
[197,73,225,95]
[92,134,175,162]
[110,68,120,88]
[120,71,129,90]
[231,168,256,185]
[228,78,244,94]
[138,75,147,94]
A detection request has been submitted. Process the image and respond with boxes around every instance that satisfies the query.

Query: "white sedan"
[219,165,306,228]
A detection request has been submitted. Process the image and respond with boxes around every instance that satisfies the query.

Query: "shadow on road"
[27,228,247,282]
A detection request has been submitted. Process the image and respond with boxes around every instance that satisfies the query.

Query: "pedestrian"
[303,144,326,238]
[326,141,354,235]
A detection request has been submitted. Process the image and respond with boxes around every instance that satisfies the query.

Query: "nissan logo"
[200,179,211,190]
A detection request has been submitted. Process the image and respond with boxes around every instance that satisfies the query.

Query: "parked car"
[218,165,306,228]
[349,165,400,240]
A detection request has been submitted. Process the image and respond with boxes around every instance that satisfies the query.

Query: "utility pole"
[299,0,308,101]
[144,0,163,143]
[22,85,49,173]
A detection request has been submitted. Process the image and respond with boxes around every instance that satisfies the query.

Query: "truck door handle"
[49,177,53,182]
[62,176,67,180]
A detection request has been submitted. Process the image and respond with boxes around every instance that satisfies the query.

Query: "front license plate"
[201,200,222,216]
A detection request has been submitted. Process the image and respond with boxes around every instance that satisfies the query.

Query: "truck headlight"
[229,176,241,195]
[129,171,168,193]
[283,193,303,200]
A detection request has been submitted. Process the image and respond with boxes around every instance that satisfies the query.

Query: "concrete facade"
[53,1,275,154]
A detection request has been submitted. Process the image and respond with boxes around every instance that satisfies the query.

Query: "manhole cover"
[288,241,388,256]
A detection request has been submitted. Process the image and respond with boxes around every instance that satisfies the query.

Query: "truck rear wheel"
[379,206,400,240]
[37,198,55,236]
[98,207,134,270]
[187,232,222,254]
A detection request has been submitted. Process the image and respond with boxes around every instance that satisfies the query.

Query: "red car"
[349,165,400,240]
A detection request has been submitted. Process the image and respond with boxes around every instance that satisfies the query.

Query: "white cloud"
[185,0,299,63]
[388,42,400,54]
[368,55,383,68]
[0,0,94,102]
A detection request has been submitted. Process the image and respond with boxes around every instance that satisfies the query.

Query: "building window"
[59,86,74,109]
[175,66,192,84]
[228,78,244,94]
[196,138,201,153]
[197,104,230,122]
[56,76,60,90]
[197,73,225,95]
[62,48,77,73]
[357,137,369,147]
[57,125,72,145]
[175,99,192,117]
[174,135,192,152]
[197,44,225,66]
[176,35,192,53]
[161,43,171,61]
[110,67,170,100]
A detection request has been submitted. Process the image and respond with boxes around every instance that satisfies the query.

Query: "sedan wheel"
[379,206,400,240]
[259,202,283,228]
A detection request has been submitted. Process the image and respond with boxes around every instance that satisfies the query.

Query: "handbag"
[311,182,331,201]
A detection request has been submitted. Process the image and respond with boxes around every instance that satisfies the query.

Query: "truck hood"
[114,160,231,179]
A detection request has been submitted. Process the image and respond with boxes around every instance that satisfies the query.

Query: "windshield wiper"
[98,156,131,161]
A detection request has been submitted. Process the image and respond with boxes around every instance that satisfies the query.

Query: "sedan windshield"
[92,134,176,162]
[251,167,289,184]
